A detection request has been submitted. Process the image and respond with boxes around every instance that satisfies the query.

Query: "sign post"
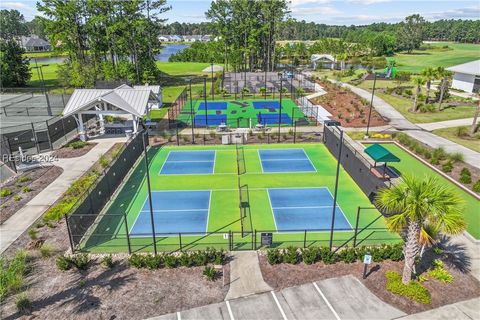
[363,252,372,279]
[261,233,273,247]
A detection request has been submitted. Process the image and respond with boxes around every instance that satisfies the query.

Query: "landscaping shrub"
[203,266,218,281]
[13,195,22,202]
[427,259,453,283]
[56,255,73,271]
[267,248,283,265]
[472,180,480,193]
[18,176,30,183]
[283,247,299,264]
[179,253,193,267]
[128,254,145,268]
[163,254,177,268]
[27,229,38,240]
[69,141,88,149]
[301,247,319,265]
[432,147,447,160]
[15,293,31,314]
[99,155,109,168]
[460,168,472,184]
[319,247,337,264]
[71,254,90,270]
[385,271,431,304]
[423,150,432,159]
[441,161,453,173]
[22,187,32,193]
[419,104,436,113]
[448,152,464,163]
[430,156,439,165]
[144,254,163,269]
[455,126,469,137]
[191,251,208,266]
[101,255,114,269]
[337,247,357,263]
[0,188,12,197]
[39,244,56,258]
[0,250,30,300]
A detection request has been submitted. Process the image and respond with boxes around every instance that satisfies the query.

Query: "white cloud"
[291,6,340,15]
[0,1,33,11]
[347,0,391,5]
[427,6,480,20]
[290,0,330,7]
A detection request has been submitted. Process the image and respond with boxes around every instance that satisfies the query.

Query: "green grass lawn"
[156,62,217,76]
[28,62,61,88]
[176,98,310,128]
[394,42,480,74]
[368,143,480,239]
[80,144,398,253]
[376,93,476,123]
[432,126,480,152]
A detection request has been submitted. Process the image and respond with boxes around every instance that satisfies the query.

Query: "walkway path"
[400,297,479,320]
[330,80,480,169]
[417,118,475,131]
[150,275,406,320]
[225,251,272,300]
[0,137,127,254]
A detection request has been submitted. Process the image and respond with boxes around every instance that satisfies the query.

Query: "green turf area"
[365,143,480,239]
[175,98,310,128]
[394,42,480,74]
[156,61,217,76]
[79,143,399,253]
[431,127,480,153]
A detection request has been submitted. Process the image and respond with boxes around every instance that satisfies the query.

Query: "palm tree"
[411,76,427,112]
[470,97,480,136]
[376,175,465,284]
[436,67,453,111]
[421,67,437,103]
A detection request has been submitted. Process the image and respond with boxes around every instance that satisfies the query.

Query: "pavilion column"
[77,113,86,141]
[95,104,105,135]
[132,115,138,133]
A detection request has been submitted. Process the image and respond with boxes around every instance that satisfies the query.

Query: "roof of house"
[133,85,161,95]
[62,85,158,117]
[446,60,480,76]
[364,144,400,163]
[24,37,50,48]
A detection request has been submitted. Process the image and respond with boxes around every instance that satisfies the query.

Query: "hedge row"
[266,244,404,265]
[129,248,225,269]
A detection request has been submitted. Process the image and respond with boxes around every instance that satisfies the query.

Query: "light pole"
[32,60,52,116]
[329,127,343,251]
[186,78,195,143]
[203,76,208,127]
[211,62,214,101]
[365,72,377,138]
[143,131,157,255]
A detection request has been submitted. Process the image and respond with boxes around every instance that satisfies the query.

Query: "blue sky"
[2,0,479,25]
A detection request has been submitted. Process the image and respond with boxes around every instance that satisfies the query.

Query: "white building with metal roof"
[446,60,480,94]
[63,84,161,141]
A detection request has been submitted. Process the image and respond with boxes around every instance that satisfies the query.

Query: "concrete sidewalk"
[150,275,406,320]
[0,137,126,254]
[417,118,475,131]
[399,297,480,320]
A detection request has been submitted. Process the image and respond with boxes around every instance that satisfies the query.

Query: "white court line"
[226,300,235,320]
[261,158,310,161]
[167,160,214,163]
[213,150,217,174]
[257,149,265,173]
[313,282,341,320]
[271,291,288,320]
[266,190,279,231]
[324,188,354,230]
[176,311,181,320]
[205,191,212,233]
[271,205,336,210]
[140,209,209,212]
[300,148,318,172]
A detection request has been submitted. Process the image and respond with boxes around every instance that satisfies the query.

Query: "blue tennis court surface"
[160,150,215,175]
[258,113,292,125]
[198,102,228,110]
[194,114,227,126]
[253,101,280,109]
[259,149,316,173]
[130,191,211,236]
[268,188,351,231]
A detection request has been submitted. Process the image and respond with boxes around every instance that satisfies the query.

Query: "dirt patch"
[0,251,229,320]
[52,142,97,158]
[258,251,480,315]
[313,80,387,128]
[0,166,63,224]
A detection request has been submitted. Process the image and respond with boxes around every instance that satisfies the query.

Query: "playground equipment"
[383,57,397,79]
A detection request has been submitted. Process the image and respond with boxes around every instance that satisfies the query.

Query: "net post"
[303,230,307,248]
[353,206,361,248]
[64,214,75,253]
[123,213,132,254]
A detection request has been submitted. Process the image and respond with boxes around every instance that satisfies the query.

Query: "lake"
[30,43,190,64]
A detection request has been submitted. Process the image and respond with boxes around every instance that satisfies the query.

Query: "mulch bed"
[258,249,480,315]
[313,80,387,128]
[0,166,64,224]
[52,142,97,158]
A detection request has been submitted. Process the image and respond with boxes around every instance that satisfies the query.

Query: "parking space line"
[176,311,181,320]
[226,300,235,320]
[271,291,288,320]
[313,282,341,320]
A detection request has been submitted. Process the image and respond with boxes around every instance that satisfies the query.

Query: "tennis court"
[79,144,399,253]
[160,150,216,175]
[130,190,211,236]
[259,149,316,173]
[268,188,351,231]
[176,98,309,128]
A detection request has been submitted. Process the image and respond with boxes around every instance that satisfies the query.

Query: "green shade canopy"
[364,144,400,163]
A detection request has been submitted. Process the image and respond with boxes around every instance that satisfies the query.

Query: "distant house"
[201,35,212,42]
[158,35,169,42]
[446,60,480,94]
[20,35,51,51]
[169,35,183,42]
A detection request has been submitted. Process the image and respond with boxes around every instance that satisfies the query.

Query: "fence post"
[254,230,257,250]
[64,214,75,253]
[229,231,233,251]
[31,123,40,154]
[353,207,361,248]
[176,124,179,146]
[293,121,297,144]
[123,213,132,254]
[303,230,307,248]
[179,233,183,251]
